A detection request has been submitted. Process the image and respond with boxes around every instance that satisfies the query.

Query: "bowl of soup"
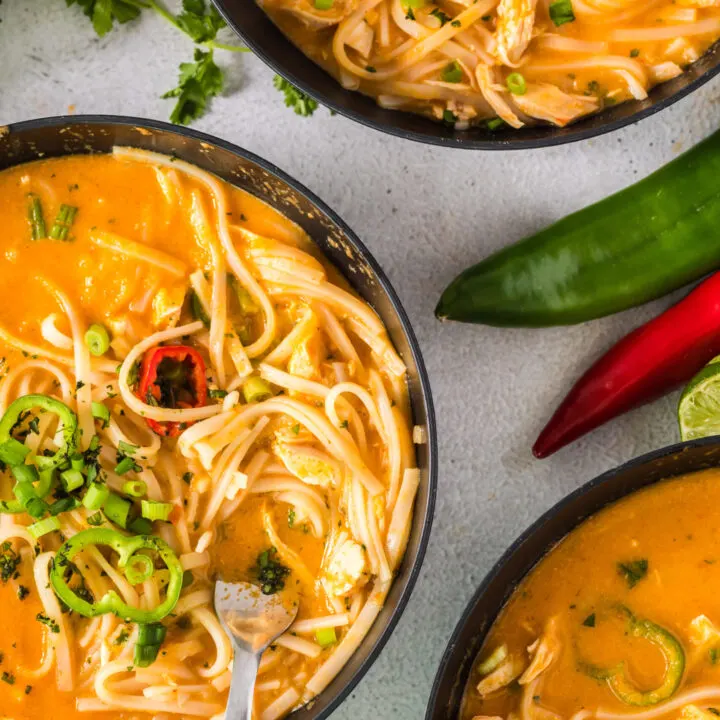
[427,437,720,719]
[0,115,437,719]
[214,0,720,149]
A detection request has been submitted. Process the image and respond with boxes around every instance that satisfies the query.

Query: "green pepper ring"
[50,528,183,623]
[0,395,78,513]
[578,611,685,706]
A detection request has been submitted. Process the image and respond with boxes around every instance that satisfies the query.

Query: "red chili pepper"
[533,273,720,459]
[138,346,207,438]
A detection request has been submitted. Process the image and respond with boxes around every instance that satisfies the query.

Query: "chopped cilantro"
[617,559,648,588]
[273,75,318,117]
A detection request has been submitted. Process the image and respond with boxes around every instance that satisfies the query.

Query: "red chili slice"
[137,345,207,438]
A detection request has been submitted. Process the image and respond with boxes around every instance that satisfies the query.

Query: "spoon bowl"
[215,580,298,718]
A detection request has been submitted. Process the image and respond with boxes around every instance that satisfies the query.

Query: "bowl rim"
[1,113,439,719]
[425,434,720,719]
[213,0,720,151]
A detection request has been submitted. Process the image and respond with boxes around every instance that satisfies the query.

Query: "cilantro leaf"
[65,0,142,37]
[162,48,224,125]
[175,0,226,43]
[273,75,318,117]
[617,558,648,588]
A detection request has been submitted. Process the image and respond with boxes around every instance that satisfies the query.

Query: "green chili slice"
[0,395,78,474]
[50,528,183,623]
[579,610,684,706]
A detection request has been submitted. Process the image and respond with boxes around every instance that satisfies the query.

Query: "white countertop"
[3,2,720,717]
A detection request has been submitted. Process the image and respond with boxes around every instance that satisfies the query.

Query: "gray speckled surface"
[2,2,720,717]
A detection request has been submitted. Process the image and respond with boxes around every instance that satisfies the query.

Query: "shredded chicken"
[476,65,524,128]
[476,655,525,696]
[649,61,683,83]
[321,534,368,597]
[513,83,598,127]
[275,440,341,487]
[689,614,720,646]
[519,616,560,685]
[495,0,538,66]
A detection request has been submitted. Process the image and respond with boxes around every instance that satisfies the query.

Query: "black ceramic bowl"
[0,115,438,719]
[214,0,720,149]
[426,436,720,718]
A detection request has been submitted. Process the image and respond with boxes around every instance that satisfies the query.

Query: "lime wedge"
[678,357,720,441]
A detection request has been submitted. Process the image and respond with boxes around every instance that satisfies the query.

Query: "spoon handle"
[226,644,261,719]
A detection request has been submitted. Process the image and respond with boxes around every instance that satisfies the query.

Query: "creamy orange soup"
[261,0,720,128]
[0,150,420,718]
[462,468,720,720]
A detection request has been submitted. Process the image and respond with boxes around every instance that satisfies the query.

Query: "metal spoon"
[215,580,298,719]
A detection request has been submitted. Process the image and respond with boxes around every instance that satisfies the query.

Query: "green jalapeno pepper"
[0,395,77,514]
[579,610,684,706]
[0,394,78,471]
[50,528,183,623]
[436,129,720,327]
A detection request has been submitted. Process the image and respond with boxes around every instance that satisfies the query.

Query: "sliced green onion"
[125,554,154,585]
[25,497,49,519]
[487,118,506,131]
[141,500,173,522]
[70,453,85,472]
[506,72,527,95]
[84,324,110,357]
[12,464,38,485]
[28,516,60,539]
[137,622,167,646]
[242,376,273,404]
[83,482,110,510]
[133,642,161,668]
[13,480,37,507]
[49,204,78,241]
[49,497,80,516]
[189,290,210,328]
[118,441,138,456]
[103,493,131,528]
[314,0,333,8]
[92,402,110,428]
[0,438,30,466]
[128,516,153,535]
[86,511,105,526]
[403,0,425,6]
[549,0,575,25]
[315,627,337,647]
[114,457,137,476]
[28,194,47,240]
[123,480,147,498]
[182,570,194,588]
[476,644,508,675]
[441,61,463,83]
[60,468,84,493]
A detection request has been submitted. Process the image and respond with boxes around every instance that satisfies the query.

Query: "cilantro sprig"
[273,75,318,117]
[63,0,323,123]
[64,0,247,124]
